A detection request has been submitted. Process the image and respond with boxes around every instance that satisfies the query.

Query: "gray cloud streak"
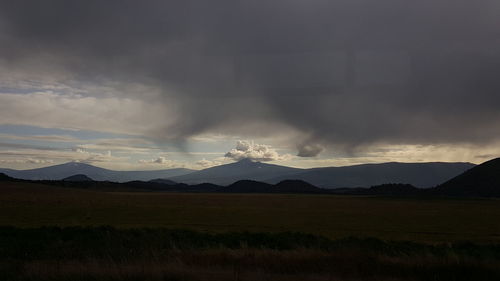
[1,0,500,154]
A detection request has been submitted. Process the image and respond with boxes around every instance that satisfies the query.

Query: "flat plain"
[2,181,500,243]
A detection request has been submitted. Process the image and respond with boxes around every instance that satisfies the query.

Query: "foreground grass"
[1,227,500,281]
[2,182,500,242]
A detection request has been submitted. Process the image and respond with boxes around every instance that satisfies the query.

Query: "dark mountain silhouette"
[169,159,303,185]
[273,180,322,193]
[8,164,500,198]
[0,160,477,193]
[219,179,323,194]
[435,158,500,197]
[121,181,221,193]
[266,162,474,188]
[0,172,15,181]
[0,162,194,182]
[189,183,222,192]
[62,174,94,182]
[148,178,177,185]
[221,180,274,193]
[367,183,420,196]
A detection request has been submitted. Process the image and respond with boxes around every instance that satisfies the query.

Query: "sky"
[0,0,499,170]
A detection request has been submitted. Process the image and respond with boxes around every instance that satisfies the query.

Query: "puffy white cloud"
[153,156,168,164]
[138,156,188,168]
[195,158,223,168]
[139,156,168,164]
[224,140,291,162]
[69,147,115,163]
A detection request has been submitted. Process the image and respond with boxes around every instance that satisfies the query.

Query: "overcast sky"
[0,0,499,170]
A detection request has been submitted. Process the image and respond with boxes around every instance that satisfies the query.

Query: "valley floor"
[2,181,500,280]
[1,181,500,242]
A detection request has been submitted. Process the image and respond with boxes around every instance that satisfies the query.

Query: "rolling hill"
[62,174,94,182]
[221,180,273,193]
[435,158,500,197]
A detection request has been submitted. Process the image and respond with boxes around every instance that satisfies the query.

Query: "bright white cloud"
[152,156,168,164]
[195,158,223,168]
[138,156,187,168]
[224,140,292,162]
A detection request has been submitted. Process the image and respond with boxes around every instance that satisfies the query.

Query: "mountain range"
[266,162,475,188]
[1,158,499,197]
[0,162,194,182]
[0,159,475,188]
[170,159,474,188]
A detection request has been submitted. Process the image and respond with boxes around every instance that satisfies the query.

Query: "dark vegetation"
[149,178,178,185]
[366,183,420,196]
[1,227,500,281]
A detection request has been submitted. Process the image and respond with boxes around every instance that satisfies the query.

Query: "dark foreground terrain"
[2,181,500,242]
[2,227,500,281]
[2,180,500,280]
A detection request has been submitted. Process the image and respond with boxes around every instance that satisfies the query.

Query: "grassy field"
[2,181,500,280]
[2,227,500,281]
[1,181,500,242]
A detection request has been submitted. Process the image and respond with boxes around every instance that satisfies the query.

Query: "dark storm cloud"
[1,0,500,154]
[297,143,324,158]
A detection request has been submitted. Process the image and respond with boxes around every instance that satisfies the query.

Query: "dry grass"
[1,227,499,281]
[1,182,500,242]
[18,248,500,281]
[2,182,500,280]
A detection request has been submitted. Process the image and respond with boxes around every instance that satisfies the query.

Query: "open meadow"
[1,182,500,242]
[2,182,500,281]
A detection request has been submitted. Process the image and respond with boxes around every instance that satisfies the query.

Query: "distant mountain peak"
[237,158,255,163]
[234,158,260,165]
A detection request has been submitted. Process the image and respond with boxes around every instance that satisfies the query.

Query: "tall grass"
[1,227,500,280]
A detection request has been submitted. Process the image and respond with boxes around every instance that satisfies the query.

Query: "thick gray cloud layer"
[1,0,500,155]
